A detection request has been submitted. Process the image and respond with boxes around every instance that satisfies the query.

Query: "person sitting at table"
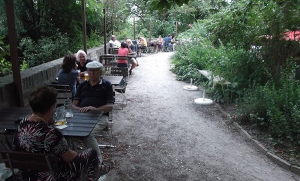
[137,36,147,52]
[117,42,136,75]
[12,85,110,180]
[57,54,79,97]
[156,35,164,53]
[109,35,121,48]
[72,61,114,164]
[76,49,92,76]
[126,39,139,67]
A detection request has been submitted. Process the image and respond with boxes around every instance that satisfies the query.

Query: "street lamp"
[150,18,152,41]
[103,8,107,54]
[81,0,87,53]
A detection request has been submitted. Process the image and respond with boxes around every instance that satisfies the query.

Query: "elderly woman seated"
[12,85,110,180]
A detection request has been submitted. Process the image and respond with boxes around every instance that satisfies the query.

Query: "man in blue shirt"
[163,34,172,51]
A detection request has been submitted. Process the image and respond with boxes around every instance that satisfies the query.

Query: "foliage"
[0,59,12,76]
[239,60,300,144]
[0,58,27,76]
[0,0,105,69]
[87,30,104,49]
[19,33,70,67]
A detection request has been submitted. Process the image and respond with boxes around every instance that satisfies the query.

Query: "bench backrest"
[108,47,118,54]
[45,84,72,106]
[111,67,129,78]
[0,150,58,180]
[100,55,130,66]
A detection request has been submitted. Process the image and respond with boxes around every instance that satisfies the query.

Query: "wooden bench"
[198,70,231,88]
[0,150,59,180]
[100,54,134,77]
[99,54,131,66]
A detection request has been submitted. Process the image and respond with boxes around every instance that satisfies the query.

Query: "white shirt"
[109,40,121,48]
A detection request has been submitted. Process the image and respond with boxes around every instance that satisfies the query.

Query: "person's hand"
[79,106,97,112]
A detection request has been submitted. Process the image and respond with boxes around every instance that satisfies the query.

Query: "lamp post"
[133,16,136,40]
[149,18,152,41]
[103,8,107,54]
[176,21,178,37]
[111,14,114,35]
[5,0,24,107]
[81,0,87,53]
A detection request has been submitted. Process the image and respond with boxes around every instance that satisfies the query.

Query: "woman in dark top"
[12,86,110,180]
[57,54,79,97]
[76,50,92,76]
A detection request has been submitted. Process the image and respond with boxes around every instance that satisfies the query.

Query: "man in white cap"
[72,61,114,162]
[109,35,121,48]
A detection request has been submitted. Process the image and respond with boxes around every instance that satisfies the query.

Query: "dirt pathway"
[105,52,300,181]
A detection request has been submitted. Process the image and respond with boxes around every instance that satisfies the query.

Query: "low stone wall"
[0,45,107,108]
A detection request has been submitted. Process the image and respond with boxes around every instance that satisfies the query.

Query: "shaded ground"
[101,52,300,181]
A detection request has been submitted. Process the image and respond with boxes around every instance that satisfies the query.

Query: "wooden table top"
[103,75,123,86]
[0,107,103,138]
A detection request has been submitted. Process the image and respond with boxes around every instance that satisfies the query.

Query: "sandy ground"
[102,52,300,181]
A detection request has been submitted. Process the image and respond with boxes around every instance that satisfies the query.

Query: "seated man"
[108,35,121,54]
[72,61,114,162]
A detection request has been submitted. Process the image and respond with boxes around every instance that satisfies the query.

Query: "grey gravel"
[105,52,300,181]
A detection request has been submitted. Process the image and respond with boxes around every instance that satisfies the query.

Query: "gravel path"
[105,52,300,181]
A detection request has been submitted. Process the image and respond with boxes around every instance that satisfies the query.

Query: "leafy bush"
[0,59,12,76]
[19,33,70,67]
[87,30,103,49]
[239,60,300,144]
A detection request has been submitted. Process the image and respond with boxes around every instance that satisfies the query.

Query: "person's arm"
[61,149,77,163]
[128,47,134,55]
[73,102,113,113]
[72,100,81,110]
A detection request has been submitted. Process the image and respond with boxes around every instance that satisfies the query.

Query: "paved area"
[105,52,300,181]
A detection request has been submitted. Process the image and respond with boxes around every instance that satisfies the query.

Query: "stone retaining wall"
[0,45,106,108]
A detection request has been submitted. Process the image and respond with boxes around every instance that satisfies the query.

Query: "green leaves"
[149,0,190,11]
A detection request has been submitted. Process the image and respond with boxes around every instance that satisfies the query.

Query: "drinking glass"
[55,106,66,125]
[84,72,89,80]
[64,100,73,118]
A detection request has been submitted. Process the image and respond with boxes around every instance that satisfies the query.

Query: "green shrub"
[87,30,103,49]
[239,61,300,144]
[0,59,12,76]
[19,33,70,67]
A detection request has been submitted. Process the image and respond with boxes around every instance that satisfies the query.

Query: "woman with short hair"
[57,54,79,97]
[76,50,92,76]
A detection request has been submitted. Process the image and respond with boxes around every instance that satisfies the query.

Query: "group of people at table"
[12,51,114,180]
[108,34,176,74]
[10,34,175,180]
